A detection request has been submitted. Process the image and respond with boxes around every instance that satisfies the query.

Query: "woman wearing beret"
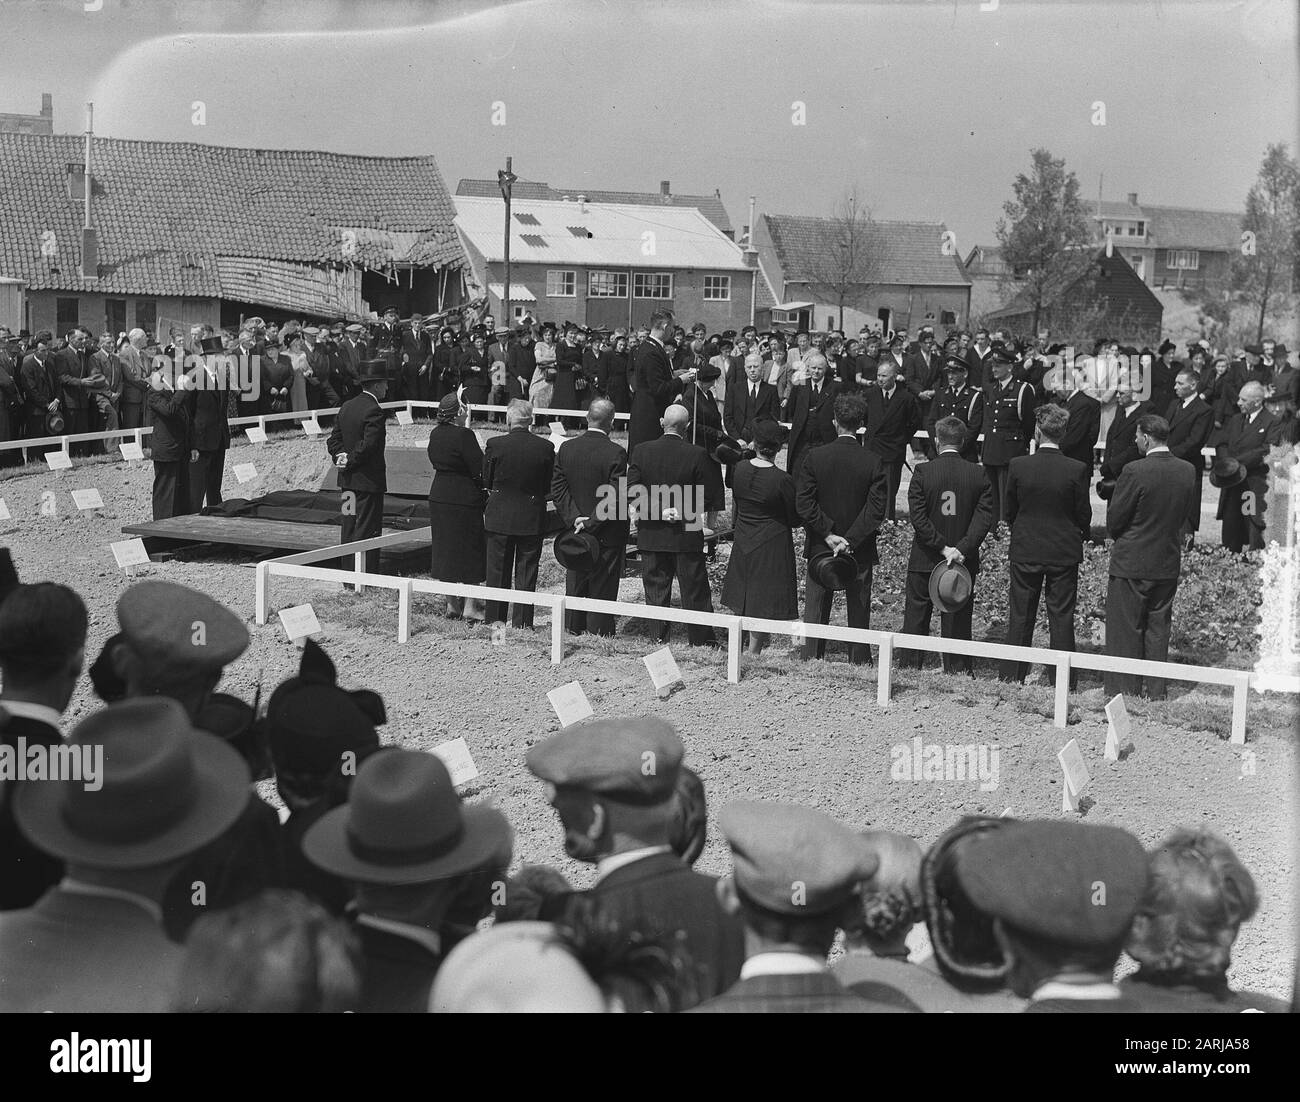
[426,395,487,621]
[721,420,799,654]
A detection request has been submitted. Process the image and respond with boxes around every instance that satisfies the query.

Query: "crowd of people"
[0,555,1289,1013]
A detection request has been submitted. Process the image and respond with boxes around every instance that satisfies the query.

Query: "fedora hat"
[709,432,745,465]
[1096,477,1117,501]
[553,528,601,573]
[13,697,250,870]
[808,547,858,591]
[1209,455,1246,489]
[359,359,390,383]
[302,749,512,885]
[929,561,973,614]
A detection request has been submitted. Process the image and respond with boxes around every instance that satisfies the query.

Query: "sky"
[4,0,1297,252]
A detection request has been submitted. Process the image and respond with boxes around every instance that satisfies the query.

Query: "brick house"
[1091,193,1243,291]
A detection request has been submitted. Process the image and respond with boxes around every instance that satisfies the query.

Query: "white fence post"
[1231,674,1249,745]
[552,598,566,664]
[1054,655,1071,728]
[133,428,144,449]
[353,551,364,593]
[727,617,742,684]
[397,579,413,643]
[877,635,894,707]
[255,561,269,625]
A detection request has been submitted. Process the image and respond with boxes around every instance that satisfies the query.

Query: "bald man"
[1212,381,1284,553]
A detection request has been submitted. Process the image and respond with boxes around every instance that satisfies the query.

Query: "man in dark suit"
[528,718,745,1012]
[629,404,717,647]
[19,330,60,457]
[303,749,512,1013]
[551,398,628,637]
[861,360,921,521]
[900,417,995,673]
[1057,365,1102,476]
[627,309,680,453]
[965,328,994,389]
[398,313,431,404]
[53,327,95,454]
[187,341,233,512]
[482,400,557,628]
[1104,415,1197,700]
[926,358,984,462]
[326,360,389,574]
[903,330,942,409]
[981,347,1037,530]
[1212,381,1283,553]
[1098,382,1149,485]
[146,360,195,520]
[785,352,839,477]
[796,392,889,665]
[1164,368,1214,541]
[0,581,87,911]
[998,404,1091,684]
[692,802,914,1014]
[723,353,779,451]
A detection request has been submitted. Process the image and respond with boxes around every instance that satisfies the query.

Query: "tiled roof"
[1092,199,1147,220]
[454,197,748,270]
[762,213,971,288]
[456,178,733,234]
[0,132,465,296]
[1143,205,1242,250]
[214,257,366,318]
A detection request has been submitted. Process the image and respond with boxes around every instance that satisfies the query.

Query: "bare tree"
[802,188,881,331]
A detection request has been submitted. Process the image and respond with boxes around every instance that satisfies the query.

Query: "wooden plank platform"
[122,515,430,554]
[320,447,434,498]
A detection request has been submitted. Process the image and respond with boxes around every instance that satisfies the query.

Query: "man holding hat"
[527,717,744,1009]
[146,351,196,520]
[551,397,629,636]
[302,749,513,1012]
[980,345,1036,530]
[1211,380,1284,553]
[1163,368,1214,543]
[926,357,984,462]
[796,392,889,665]
[327,359,390,574]
[899,416,995,673]
[0,697,250,1011]
[952,819,1148,1011]
[19,329,61,458]
[691,802,914,1013]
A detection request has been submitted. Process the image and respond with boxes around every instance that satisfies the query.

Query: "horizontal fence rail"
[254,535,1266,744]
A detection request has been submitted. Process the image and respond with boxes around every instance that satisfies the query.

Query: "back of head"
[507,398,533,428]
[172,889,361,1012]
[662,404,690,434]
[934,415,967,450]
[667,765,708,866]
[854,831,924,948]
[1035,402,1069,444]
[0,582,88,689]
[586,397,616,432]
[833,391,867,433]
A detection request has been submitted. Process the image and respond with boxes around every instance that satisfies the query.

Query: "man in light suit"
[0,697,250,1012]
[1103,415,1197,700]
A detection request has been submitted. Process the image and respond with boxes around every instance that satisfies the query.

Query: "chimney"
[577,193,586,213]
[561,194,571,202]
[660,180,670,196]
[1127,192,1138,206]
[41,93,52,118]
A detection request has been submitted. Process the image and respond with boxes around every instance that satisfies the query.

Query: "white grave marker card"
[278,603,322,642]
[0,498,10,522]
[71,488,104,511]
[432,738,479,787]
[302,418,323,436]
[233,463,259,484]
[643,646,684,697]
[395,410,414,426]
[547,681,593,727]
[245,426,268,445]
[1104,693,1130,762]
[46,450,72,471]
[1057,738,1090,812]
[110,538,150,571]
[119,441,144,462]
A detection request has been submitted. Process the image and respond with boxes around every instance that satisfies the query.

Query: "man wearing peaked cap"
[692,802,916,1013]
[953,819,1149,1012]
[527,717,744,1010]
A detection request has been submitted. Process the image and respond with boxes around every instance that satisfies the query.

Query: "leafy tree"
[996,149,1095,336]
[1232,143,1300,343]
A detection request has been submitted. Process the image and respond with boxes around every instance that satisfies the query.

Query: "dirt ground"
[1,417,1296,1002]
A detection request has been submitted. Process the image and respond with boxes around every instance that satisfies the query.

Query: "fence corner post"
[255,561,269,625]
[551,598,566,665]
[397,579,413,643]
[727,617,742,684]
[1054,655,1071,729]
[1230,674,1249,745]
[876,635,894,707]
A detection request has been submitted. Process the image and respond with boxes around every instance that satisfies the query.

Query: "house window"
[940,310,957,327]
[633,272,673,299]
[546,270,576,297]
[56,297,79,333]
[1166,250,1199,270]
[588,271,628,298]
[106,298,127,337]
[135,299,157,334]
[703,275,731,301]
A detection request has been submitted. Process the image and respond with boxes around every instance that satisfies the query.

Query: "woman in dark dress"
[432,328,459,401]
[606,334,631,414]
[457,334,492,411]
[720,420,799,654]
[426,394,487,621]
[684,364,726,522]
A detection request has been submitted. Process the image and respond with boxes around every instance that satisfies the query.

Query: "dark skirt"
[721,531,798,619]
[429,500,486,583]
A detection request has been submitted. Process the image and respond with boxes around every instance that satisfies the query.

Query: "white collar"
[1182,394,1197,407]
[595,845,674,884]
[1031,979,1122,1002]
[1038,442,1060,450]
[59,878,163,923]
[1146,445,1171,455]
[355,913,442,957]
[740,952,827,979]
[1248,409,1259,422]
[585,427,608,436]
[750,457,774,467]
[0,699,64,734]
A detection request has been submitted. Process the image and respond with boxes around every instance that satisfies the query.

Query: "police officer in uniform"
[980,346,1036,531]
[927,357,984,462]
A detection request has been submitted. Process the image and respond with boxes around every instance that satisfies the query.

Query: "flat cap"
[720,801,879,916]
[525,717,682,804]
[117,581,249,673]
[954,820,1148,947]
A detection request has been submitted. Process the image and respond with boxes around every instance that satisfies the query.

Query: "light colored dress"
[529,339,557,409]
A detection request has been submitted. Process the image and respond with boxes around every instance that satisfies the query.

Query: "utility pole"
[498,157,517,327]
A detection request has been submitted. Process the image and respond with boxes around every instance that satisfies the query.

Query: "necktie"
[751,384,758,400]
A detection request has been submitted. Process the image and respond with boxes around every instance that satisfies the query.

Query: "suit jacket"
[189,374,232,452]
[426,422,486,507]
[482,427,556,535]
[53,345,92,409]
[1164,395,1213,475]
[20,353,59,413]
[327,392,387,494]
[980,378,1036,465]
[147,386,192,462]
[0,711,64,910]
[552,430,629,547]
[628,339,677,451]
[628,432,709,553]
[543,852,744,1009]
[691,969,916,1014]
[1059,391,1102,471]
[1099,401,1150,479]
[965,344,994,388]
[400,324,431,369]
[1107,451,1198,579]
[0,888,183,1012]
[903,348,941,399]
[1005,447,1091,565]
[1212,408,1283,476]
[796,435,889,566]
[907,451,995,574]
[862,384,922,462]
[724,379,779,443]
[353,919,441,1014]
[786,379,840,467]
